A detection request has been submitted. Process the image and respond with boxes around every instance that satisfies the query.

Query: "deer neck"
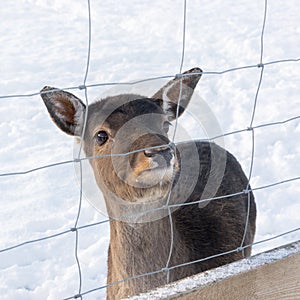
[108,216,172,277]
[106,215,183,299]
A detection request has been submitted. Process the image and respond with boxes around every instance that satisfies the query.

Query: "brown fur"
[40,68,256,299]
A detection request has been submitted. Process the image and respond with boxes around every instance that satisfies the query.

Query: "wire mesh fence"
[0,0,299,299]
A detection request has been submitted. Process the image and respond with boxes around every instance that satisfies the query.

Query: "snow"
[0,0,299,299]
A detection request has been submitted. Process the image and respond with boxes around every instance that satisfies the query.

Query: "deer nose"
[144,147,174,165]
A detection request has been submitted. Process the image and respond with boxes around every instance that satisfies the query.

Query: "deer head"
[41,68,202,219]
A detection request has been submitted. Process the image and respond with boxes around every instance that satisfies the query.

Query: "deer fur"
[41,68,256,299]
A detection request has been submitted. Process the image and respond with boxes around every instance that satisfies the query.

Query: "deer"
[40,67,256,300]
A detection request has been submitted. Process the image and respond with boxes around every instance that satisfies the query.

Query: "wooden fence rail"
[127,240,300,300]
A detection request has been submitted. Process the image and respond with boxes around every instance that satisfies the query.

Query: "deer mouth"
[140,164,173,176]
[134,158,177,186]
[126,145,178,188]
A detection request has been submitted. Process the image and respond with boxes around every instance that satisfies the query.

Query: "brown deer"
[41,68,256,299]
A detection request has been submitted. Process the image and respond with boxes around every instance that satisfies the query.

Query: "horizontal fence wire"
[1,0,300,299]
[1,113,299,177]
[1,177,300,254]
[0,58,299,100]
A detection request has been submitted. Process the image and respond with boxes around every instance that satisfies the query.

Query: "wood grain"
[170,252,300,300]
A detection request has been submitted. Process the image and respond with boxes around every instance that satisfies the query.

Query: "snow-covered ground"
[0,1,299,299]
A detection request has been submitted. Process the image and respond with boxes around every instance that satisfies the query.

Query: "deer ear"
[40,86,86,136]
[152,67,202,120]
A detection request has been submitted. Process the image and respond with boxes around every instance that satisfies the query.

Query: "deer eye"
[95,130,109,146]
[163,121,171,133]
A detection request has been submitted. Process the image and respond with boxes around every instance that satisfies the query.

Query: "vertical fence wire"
[239,0,268,256]
[164,0,187,285]
[73,0,92,297]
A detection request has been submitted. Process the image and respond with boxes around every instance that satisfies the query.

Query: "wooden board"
[171,252,300,300]
[126,241,300,300]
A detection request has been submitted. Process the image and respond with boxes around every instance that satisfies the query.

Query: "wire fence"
[1,0,300,299]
